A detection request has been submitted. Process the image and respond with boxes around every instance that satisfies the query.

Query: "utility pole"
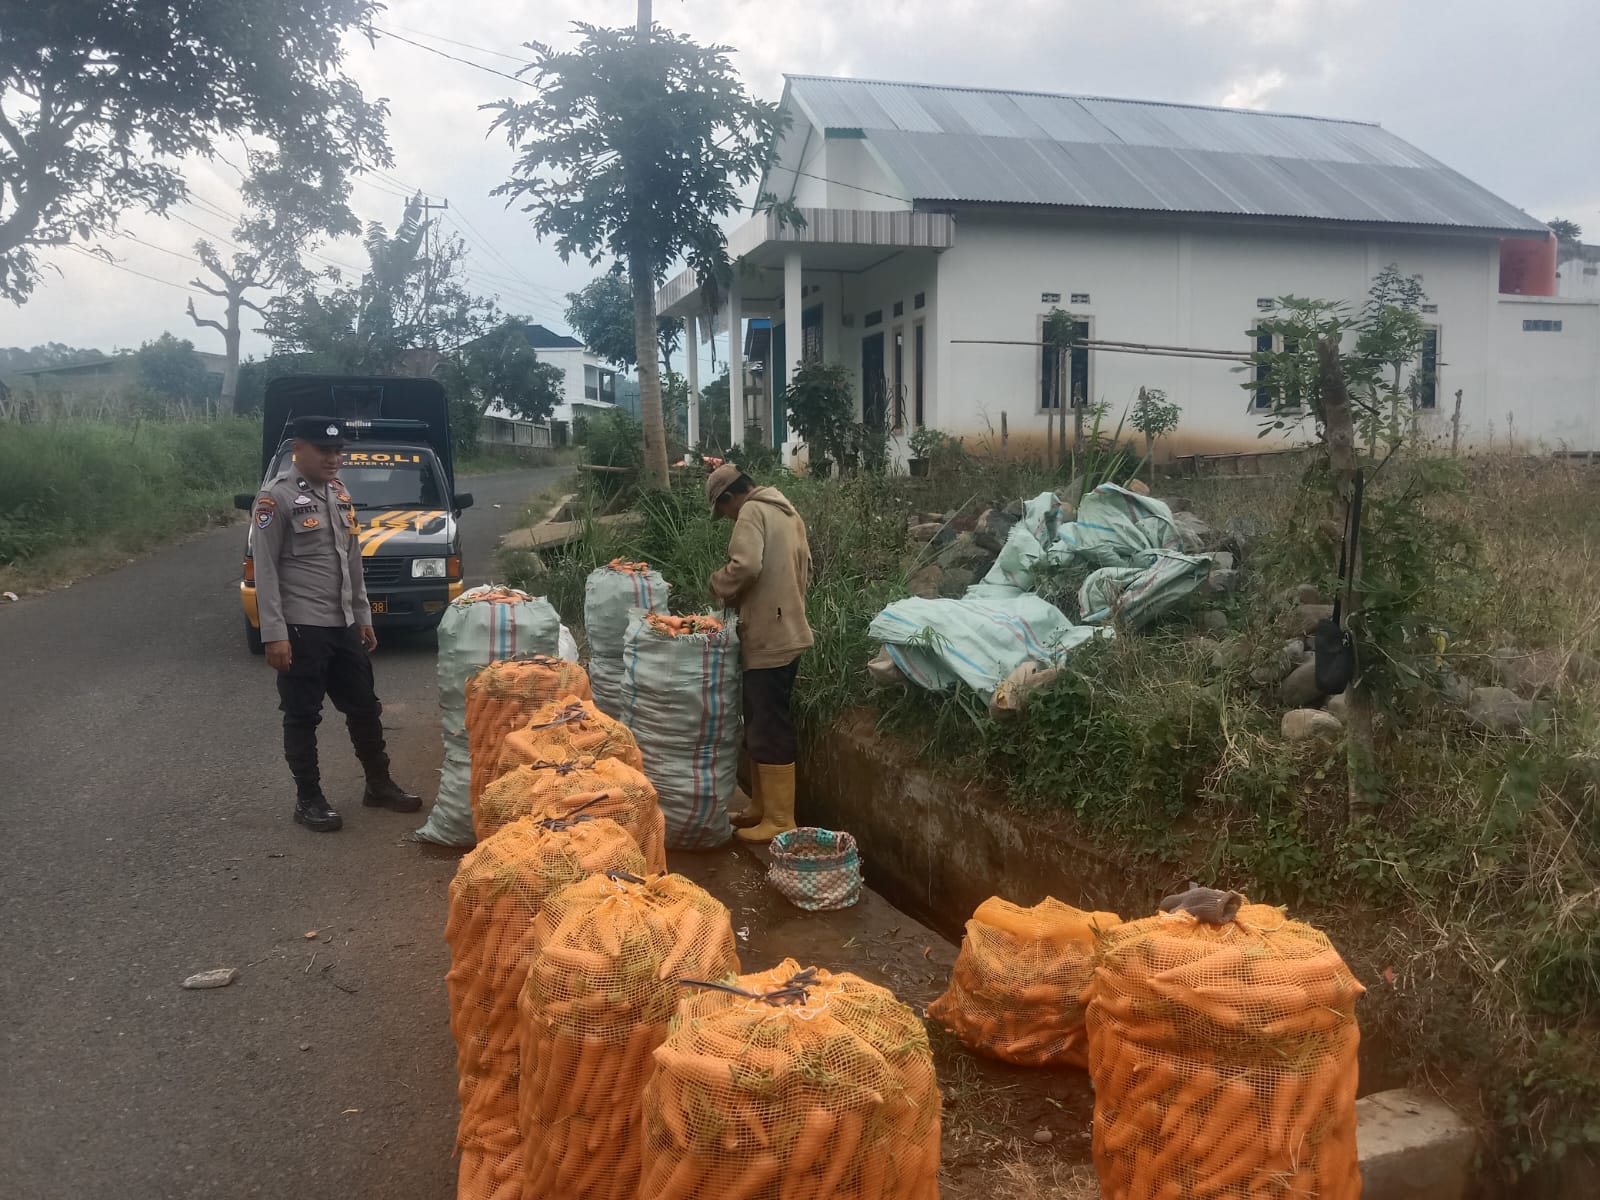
[417,197,449,345]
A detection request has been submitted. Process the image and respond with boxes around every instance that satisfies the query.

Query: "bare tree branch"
[185,298,226,333]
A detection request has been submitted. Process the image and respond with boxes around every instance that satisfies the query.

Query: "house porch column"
[781,248,804,456]
[685,312,700,449]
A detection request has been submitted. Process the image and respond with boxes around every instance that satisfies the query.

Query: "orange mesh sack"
[465,657,593,812]
[928,896,1121,1068]
[475,756,667,870]
[446,814,647,1200]
[498,695,645,777]
[517,871,740,1200]
[639,959,943,1200]
[1085,901,1365,1200]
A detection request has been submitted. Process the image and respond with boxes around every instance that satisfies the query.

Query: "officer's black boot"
[293,780,344,832]
[359,756,421,813]
[349,712,421,812]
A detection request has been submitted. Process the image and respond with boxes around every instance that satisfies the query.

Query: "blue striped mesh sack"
[416,585,560,847]
[768,828,863,911]
[619,610,737,850]
[584,561,669,718]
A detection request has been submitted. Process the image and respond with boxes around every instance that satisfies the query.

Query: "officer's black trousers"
[277,624,389,792]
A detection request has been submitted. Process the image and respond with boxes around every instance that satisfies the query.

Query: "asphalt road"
[0,466,567,1200]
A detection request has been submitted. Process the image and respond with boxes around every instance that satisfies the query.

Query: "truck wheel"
[244,619,265,656]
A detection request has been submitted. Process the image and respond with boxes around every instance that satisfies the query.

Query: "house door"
[862,332,886,434]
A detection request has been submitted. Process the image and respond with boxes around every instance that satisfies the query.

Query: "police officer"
[252,416,420,832]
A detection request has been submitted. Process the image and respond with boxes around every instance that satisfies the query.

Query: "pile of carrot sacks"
[447,638,944,1200]
[928,888,1366,1200]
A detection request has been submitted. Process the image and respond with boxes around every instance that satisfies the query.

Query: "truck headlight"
[412,557,448,578]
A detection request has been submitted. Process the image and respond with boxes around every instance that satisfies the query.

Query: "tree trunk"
[630,250,670,488]
[637,0,650,34]
[1317,337,1379,821]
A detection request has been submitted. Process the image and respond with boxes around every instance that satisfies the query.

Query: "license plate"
[370,599,388,614]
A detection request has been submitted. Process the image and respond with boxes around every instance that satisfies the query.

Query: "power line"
[370,26,535,89]
[388,23,529,64]
[116,232,204,266]
[65,246,205,296]
[169,211,243,249]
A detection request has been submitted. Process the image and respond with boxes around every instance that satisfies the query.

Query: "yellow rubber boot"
[736,763,797,843]
[729,768,764,829]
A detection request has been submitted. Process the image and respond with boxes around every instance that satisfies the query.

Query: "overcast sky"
[6,0,1597,373]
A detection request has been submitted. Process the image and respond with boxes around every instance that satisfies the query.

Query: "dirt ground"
[671,843,1099,1199]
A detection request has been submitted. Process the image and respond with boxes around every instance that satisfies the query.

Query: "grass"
[500,453,1600,1189]
[0,417,261,591]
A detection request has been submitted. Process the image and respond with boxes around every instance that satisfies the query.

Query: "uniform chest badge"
[294,494,314,506]
[301,517,321,530]
[337,492,351,503]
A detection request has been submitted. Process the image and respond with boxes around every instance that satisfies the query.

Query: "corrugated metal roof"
[786,76,1546,233]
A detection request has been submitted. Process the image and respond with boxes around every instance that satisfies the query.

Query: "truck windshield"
[338,447,447,508]
[265,445,448,508]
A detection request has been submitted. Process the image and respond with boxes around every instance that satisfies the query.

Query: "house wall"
[786,136,907,211]
[930,212,1536,457]
[1488,297,1600,451]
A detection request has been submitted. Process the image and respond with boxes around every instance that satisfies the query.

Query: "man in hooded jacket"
[706,463,814,842]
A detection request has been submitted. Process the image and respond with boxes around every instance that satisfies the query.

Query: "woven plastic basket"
[768,826,863,911]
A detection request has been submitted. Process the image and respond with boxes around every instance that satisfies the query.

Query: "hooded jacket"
[709,486,814,669]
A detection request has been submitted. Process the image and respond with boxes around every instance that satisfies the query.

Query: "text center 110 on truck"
[236,375,474,655]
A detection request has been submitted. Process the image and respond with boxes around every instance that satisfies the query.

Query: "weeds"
[0,417,260,584]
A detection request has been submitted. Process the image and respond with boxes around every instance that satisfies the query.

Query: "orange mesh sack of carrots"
[476,756,667,871]
[639,958,943,1200]
[497,695,645,777]
[928,896,1121,1068]
[465,656,592,812]
[446,814,647,1200]
[1084,892,1365,1200]
[516,871,740,1200]
[585,559,669,717]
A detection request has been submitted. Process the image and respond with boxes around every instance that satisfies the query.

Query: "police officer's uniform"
[253,416,419,831]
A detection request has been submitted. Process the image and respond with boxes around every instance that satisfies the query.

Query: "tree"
[436,319,564,457]
[266,194,499,375]
[491,22,780,488]
[1548,217,1583,245]
[1130,386,1182,461]
[134,332,212,410]
[0,2,390,303]
[0,343,106,374]
[566,270,687,373]
[186,150,360,413]
[1354,264,1428,451]
[698,371,731,450]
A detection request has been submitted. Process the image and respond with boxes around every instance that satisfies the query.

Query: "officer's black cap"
[290,415,349,447]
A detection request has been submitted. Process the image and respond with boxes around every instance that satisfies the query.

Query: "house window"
[801,304,823,362]
[913,321,926,429]
[1252,334,1302,411]
[1415,327,1440,410]
[1040,291,1061,304]
[1523,319,1564,332]
[584,363,598,402]
[893,300,904,318]
[913,292,926,310]
[1040,315,1091,412]
[892,328,906,432]
[1070,292,1091,305]
[864,309,883,328]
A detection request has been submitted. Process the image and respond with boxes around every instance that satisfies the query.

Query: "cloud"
[1219,68,1287,110]
[6,0,1598,359]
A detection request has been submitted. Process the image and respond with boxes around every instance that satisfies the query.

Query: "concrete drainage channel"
[797,710,1478,1199]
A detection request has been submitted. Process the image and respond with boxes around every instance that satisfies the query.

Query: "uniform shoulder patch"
[255,500,275,530]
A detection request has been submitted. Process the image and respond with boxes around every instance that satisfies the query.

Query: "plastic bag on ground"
[465,657,593,814]
[639,958,942,1200]
[928,897,1121,1067]
[445,814,646,1200]
[584,560,669,717]
[476,755,667,871]
[517,871,740,1200]
[1085,901,1365,1200]
[620,611,739,850]
[420,585,561,847]
[497,694,645,777]
[558,623,580,663]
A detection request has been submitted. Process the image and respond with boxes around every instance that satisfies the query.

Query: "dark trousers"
[743,657,800,765]
[277,624,389,791]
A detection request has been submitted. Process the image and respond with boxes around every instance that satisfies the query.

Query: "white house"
[657,76,1600,459]
[478,323,621,447]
